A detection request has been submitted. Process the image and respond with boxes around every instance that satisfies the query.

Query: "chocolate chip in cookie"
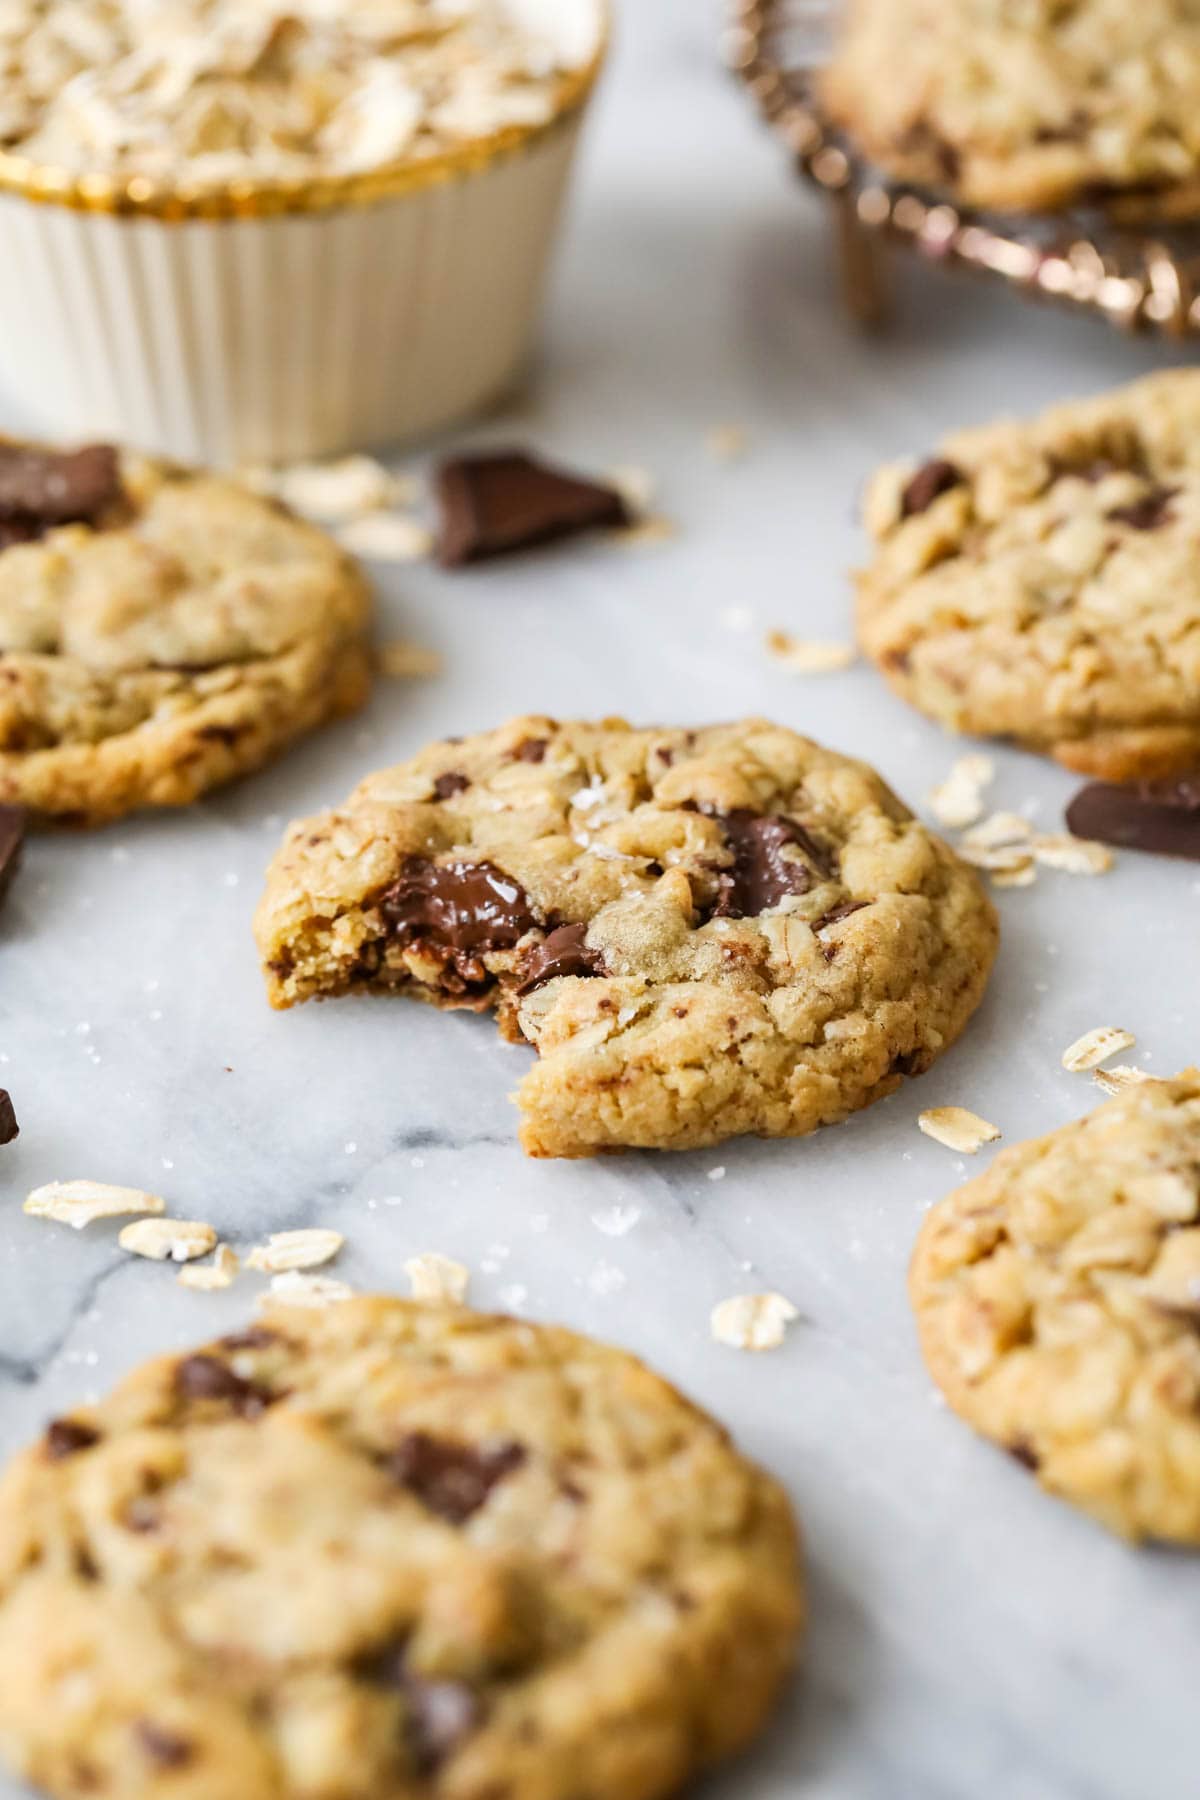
[435,450,631,566]
[900,458,965,518]
[381,859,538,984]
[1066,772,1200,860]
[0,808,26,911]
[44,1419,101,1461]
[709,809,833,919]
[517,924,607,994]
[174,1353,274,1418]
[0,442,121,537]
[388,1431,526,1524]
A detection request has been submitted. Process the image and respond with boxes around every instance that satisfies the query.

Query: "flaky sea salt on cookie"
[255,714,998,1158]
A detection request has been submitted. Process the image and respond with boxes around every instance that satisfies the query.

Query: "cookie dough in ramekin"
[0,0,607,465]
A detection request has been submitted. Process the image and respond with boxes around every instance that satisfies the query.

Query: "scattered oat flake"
[958,842,1034,874]
[178,1244,240,1291]
[261,1270,354,1309]
[705,423,749,462]
[765,629,857,674]
[269,455,401,521]
[963,811,1033,850]
[918,1108,1001,1154]
[711,1292,798,1351]
[118,1218,218,1263]
[1093,1065,1155,1096]
[928,756,995,830]
[991,860,1036,889]
[606,515,677,549]
[1030,834,1112,875]
[405,1252,471,1306]
[376,641,442,680]
[607,464,657,514]
[24,1180,166,1229]
[1062,1027,1136,1073]
[338,512,434,563]
[246,1228,344,1273]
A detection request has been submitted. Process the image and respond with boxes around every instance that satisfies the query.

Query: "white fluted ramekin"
[0,2,607,466]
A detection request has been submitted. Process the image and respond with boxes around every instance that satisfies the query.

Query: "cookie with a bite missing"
[0,1295,802,1800]
[911,1071,1200,1542]
[254,714,997,1157]
[857,371,1200,780]
[0,438,370,823]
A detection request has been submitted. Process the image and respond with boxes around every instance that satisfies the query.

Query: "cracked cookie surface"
[822,0,1200,216]
[0,1296,802,1800]
[254,715,997,1157]
[857,371,1200,781]
[0,440,370,822]
[911,1072,1200,1542]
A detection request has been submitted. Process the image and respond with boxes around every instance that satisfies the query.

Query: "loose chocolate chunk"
[1106,485,1178,530]
[135,1722,193,1769]
[0,1090,16,1145]
[432,771,470,799]
[0,806,26,910]
[900,458,965,518]
[382,859,537,958]
[174,1353,272,1417]
[708,808,834,919]
[389,1432,526,1524]
[1066,773,1200,861]
[0,443,121,531]
[45,1418,101,1461]
[513,737,548,763]
[402,1676,484,1775]
[517,923,607,995]
[435,450,631,567]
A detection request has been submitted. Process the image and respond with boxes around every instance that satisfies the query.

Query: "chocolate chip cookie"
[822,0,1200,217]
[0,1296,802,1799]
[255,715,998,1157]
[857,371,1200,781]
[911,1071,1200,1542]
[0,439,371,822]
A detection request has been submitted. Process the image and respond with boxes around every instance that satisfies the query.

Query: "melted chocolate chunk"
[0,443,121,541]
[174,1353,272,1417]
[900,458,965,518]
[0,806,26,911]
[435,450,630,567]
[517,924,607,995]
[382,859,537,961]
[45,1418,101,1461]
[707,808,833,919]
[0,1089,16,1145]
[513,736,548,763]
[1066,773,1200,861]
[135,1722,193,1769]
[1106,485,1178,530]
[389,1432,526,1524]
[432,771,470,799]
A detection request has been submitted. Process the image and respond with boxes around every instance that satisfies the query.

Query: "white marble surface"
[2,4,1200,1797]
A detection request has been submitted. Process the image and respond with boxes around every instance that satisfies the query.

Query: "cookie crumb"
[246,1229,345,1273]
[765,629,857,675]
[1093,1064,1155,1096]
[261,1270,354,1309]
[338,512,433,563]
[918,1107,1001,1154]
[927,755,995,830]
[605,515,677,550]
[705,423,749,462]
[24,1180,166,1229]
[707,1165,727,1182]
[711,1292,798,1351]
[1062,1027,1137,1073]
[405,1252,471,1305]
[118,1218,218,1263]
[178,1244,240,1290]
[606,464,657,514]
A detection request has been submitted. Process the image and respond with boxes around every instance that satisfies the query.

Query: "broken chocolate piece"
[900,458,965,518]
[0,443,121,537]
[174,1353,273,1417]
[432,772,470,799]
[0,806,26,910]
[1106,485,1178,530]
[707,808,834,919]
[382,859,537,958]
[517,923,607,995]
[45,1418,101,1461]
[135,1722,193,1769]
[389,1432,526,1524]
[435,450,630,567]
[1066,773,1200,861]
[0,1090,16,1145]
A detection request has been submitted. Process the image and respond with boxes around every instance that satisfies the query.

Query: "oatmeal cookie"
[0,439,370,822]
[911,1072,1200,1541]
[857,371,1200,780]
[822,0,1200,216]
[254,715,998,1157]
[0,1296,802,1800]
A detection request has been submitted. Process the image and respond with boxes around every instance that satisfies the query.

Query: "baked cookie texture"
[821,0,1200,216]
[0,1296,803,1800]
[0,441,370,822]
[255,715,998,1158]
[857,371,1200,781]
[911,1072,1200,1543]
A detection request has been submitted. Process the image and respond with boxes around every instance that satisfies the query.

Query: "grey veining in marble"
[2,4,1199,1797]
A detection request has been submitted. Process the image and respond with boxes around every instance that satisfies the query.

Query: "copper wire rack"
[728,0,1200,338]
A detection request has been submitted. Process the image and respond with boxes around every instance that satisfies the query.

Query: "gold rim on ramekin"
[0,7,609,222]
